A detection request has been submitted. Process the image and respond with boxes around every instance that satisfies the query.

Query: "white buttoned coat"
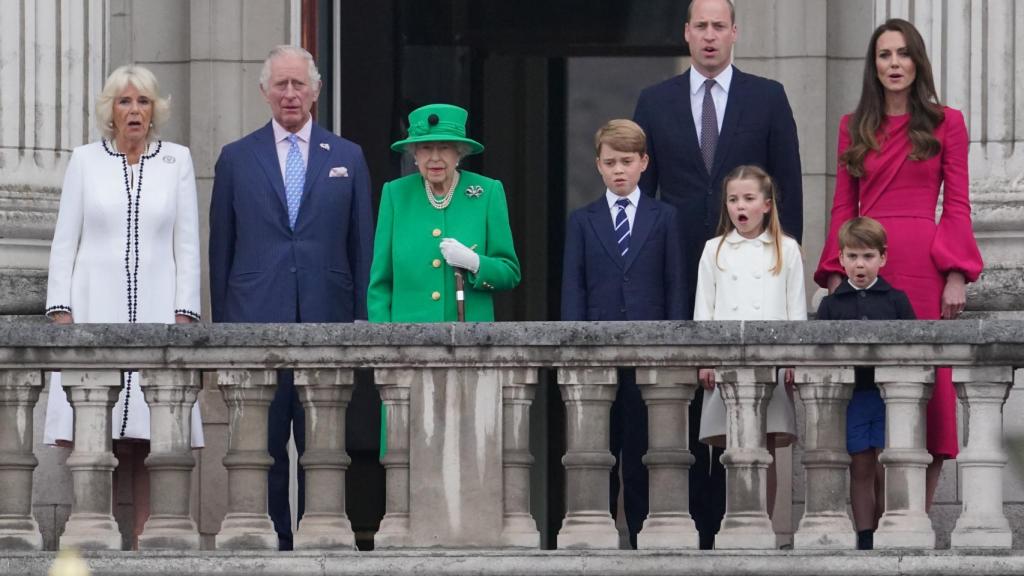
[694,230,806,446]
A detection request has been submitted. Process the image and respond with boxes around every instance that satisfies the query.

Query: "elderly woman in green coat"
[368,103,520,322]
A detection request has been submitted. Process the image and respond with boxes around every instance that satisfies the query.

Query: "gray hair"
[259,45,322,91]
[405,141,472,159]
[95,65,170,141]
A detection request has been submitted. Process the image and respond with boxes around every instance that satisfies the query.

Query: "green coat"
[368,170,520,322]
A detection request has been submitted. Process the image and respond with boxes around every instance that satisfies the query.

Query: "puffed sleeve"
[367,180,395,323]
[173,147,202,320]
[784,237,808,321]
[468,179,521,292]
[45,147,86,318]
[814,115,860,288]
[693,240,718,321]
[931,108,983,282]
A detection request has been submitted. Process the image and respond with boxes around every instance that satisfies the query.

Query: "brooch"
[162,155,176,164]
[320,142,331,151]
[465,185,483,198]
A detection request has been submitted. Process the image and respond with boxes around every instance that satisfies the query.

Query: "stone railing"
[0,321,1020,552]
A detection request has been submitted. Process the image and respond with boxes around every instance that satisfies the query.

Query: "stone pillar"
[0,370,44,550]
[950,366,1014,549]
[374,368,411,548]
[293,368,356,550]
[793,367,856,549]
[215,370,277,550]
[58,370,123,550]
[715,366,777,550]
[556,367,618,549]
[137,369,201,550]
[635,367,699,549]
[500,368,540,548]
[874,366,935,550]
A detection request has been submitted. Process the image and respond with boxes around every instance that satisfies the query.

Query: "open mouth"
[737,214,749,223]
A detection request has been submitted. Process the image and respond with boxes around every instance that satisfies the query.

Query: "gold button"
[431,291,441,301]
[432,259,442,268]
[432,228,442,237]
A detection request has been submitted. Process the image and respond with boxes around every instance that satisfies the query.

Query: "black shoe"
[857,529,873,550]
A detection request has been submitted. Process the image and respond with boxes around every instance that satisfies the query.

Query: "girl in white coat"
[694,164,806,519]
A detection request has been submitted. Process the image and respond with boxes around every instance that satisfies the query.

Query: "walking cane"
[454,269,466,322]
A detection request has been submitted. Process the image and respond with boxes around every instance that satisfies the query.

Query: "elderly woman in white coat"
[44,64,203,547]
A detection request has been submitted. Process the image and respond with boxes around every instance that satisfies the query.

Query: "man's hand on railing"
[699,368,716,391]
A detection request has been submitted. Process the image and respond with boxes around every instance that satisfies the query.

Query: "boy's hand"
[699,368,716,391]
[826,273,842,295]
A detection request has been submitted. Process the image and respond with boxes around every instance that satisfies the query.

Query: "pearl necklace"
[425,172,460,210]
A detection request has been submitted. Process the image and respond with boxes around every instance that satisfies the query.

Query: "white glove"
[439,238,480,273]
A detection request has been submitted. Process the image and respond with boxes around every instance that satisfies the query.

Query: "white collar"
[847,277,879,291]
[723,229,773,244]
[690,64,734,96]
[271,117,313,143]
[605,187,642,209]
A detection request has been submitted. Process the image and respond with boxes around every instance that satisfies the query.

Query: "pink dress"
[815,108,983,459]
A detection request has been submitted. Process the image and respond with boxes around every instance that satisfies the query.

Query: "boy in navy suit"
[816,216,915,550]
[561,119,687,547]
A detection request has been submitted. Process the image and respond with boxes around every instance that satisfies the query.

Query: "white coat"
[694,230,806,446]
[43,140,204,446]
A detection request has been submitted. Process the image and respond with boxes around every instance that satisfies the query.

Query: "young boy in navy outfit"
[816,216,915,550]
[561,119,687,548]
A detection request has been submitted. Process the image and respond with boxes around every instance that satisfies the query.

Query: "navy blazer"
[634,67,803,312]
[209,121,373,323]
[561,194,687,321]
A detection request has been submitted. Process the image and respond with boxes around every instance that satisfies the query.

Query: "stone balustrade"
[0,320,1020,553]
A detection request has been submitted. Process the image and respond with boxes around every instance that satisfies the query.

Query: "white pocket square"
[329,166,349,178]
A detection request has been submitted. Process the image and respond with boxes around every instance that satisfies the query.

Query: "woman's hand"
[175,314,194,324]
[51,311,73,325]
[826,273,842,295]
[440,238,480,273]
[699,368,716,391]
[941,271,967,319]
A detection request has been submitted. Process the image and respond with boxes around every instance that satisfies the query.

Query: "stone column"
[0,370,44,550]
[215,370,278,550]
[58,370,123,550]
[374,368,411,548]
[293,368,356,550]
[500,368,540,548]
[874,366,935,550]
[556,367,618,549]
[950,366,1014,549]
[635,367,699,549]
[137,369,201,550]
[793,367,856,549]
[715,366,777,550]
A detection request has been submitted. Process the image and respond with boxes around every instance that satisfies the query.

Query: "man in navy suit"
[633,0,803,549]
[562,119,686,548]
[209,45,373,550]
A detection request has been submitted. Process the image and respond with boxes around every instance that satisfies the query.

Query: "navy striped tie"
[615,198,631,257]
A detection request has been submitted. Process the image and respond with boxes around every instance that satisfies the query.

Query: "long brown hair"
[714,165,786,275]
[840,18,944,177]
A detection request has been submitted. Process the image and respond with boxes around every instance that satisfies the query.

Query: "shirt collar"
[690,64,733,96]
[846,277,880,291]
[724,228,773,244]
[272,117,313,144]
[605,187,642,210]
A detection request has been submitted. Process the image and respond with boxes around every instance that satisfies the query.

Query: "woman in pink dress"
[815,18,983,510]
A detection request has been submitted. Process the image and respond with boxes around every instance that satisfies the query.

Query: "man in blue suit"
[633,0,803,549]
[562,119,686,548]
[209,45,373,550]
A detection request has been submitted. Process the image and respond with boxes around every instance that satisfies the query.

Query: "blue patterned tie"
[701,78,718,174]
[615,198,631,257]
[284,134,305,229]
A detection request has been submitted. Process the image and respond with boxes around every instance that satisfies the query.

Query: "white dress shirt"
[605,187,642,230]
[271,117,312,178]
[689,64,732,145]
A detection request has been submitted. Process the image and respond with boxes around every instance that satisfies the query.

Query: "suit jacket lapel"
[304,125,330,196]
[713,67,745,180]
[623,197,656,272]
[585,199,626,270]
[672,70,705,176]
[252,123,290,219]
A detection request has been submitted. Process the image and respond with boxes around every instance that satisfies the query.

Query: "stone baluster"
[0,370,44,550]
[293,369,356,549]
[556,367,618,549]
[499,368,540,548]
[793,367,856,549]
[715,366,777,549]
[874,366,935,549]
[59,370,123,550]
[950,366,1014,549]
[215,370,278,550]
[635,367,699,549]
[375,368,412,548]
[137,369,202,550]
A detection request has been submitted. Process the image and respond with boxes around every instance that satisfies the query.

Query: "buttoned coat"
[368,170,520,322]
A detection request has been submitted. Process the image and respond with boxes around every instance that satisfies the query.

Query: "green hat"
[391,103,484,155]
